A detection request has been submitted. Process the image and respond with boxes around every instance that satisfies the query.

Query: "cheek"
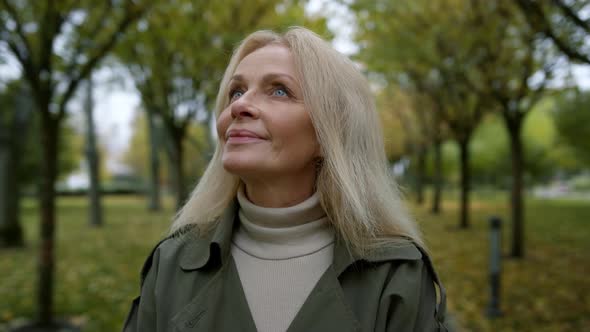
[274,115,318,156]
[299,118,320,158]
[216,110,231,141]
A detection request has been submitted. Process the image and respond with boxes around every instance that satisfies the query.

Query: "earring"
[315,157,324,171]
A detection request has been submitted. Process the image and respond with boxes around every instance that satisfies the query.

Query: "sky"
[1,0,590,176]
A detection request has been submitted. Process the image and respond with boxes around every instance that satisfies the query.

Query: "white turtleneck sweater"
[230,187,335,332]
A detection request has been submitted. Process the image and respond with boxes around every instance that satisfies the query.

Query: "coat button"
[185,309,206,328]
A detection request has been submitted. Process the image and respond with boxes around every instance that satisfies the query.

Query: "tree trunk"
[85,75,103,227]
[415,144,427,205]
[0,88,32,248]
[0,133,11,242]
[431,138,443,214]
[37,112,60,326]
[458,137,471,229]
[0,130,24,247]
[166,129,186,211]
[146,106,161,211]
[173,136,186,211]
[508,121,525,258]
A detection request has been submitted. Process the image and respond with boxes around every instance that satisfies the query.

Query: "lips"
[224,129,266,144]
[225,129,264,140]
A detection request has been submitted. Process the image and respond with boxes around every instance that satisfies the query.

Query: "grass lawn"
[0,196,173,332]
[1,193,589,331]
[414,195,590,331]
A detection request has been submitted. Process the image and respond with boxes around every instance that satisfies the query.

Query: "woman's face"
[216,45,319,182]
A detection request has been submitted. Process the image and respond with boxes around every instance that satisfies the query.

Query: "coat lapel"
[286,265,361,332]
[170,258,258,332]
[172,199,257,332]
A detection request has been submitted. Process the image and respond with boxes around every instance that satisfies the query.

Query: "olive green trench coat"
[123,201,449,331]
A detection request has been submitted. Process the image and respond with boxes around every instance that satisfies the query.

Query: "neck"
[241,175,315,208]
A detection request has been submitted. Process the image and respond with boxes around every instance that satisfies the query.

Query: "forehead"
[233,45,296,77]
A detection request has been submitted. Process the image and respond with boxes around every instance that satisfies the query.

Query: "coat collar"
[179,199,422,274]
[331,236,423,275]
[179,199,238,271]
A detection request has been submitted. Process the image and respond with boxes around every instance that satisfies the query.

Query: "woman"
[123,27,448,332]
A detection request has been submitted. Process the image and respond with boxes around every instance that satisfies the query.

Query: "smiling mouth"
[226,136,265,144]
[225,128,266,144]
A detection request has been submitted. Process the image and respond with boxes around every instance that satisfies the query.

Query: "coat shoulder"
[139,225,202,286]
[364,240,424,263]
[351,241,449,331]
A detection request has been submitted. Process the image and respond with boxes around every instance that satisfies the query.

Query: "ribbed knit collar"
[232,186,335,260]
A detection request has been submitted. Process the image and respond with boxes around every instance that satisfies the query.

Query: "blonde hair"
[171,27,423,255]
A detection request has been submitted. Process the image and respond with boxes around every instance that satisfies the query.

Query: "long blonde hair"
[171,27,423,255]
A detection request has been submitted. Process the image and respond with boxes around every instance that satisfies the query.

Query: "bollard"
[487,216,503,318]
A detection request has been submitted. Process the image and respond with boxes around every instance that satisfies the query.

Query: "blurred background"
[0,0,588,331]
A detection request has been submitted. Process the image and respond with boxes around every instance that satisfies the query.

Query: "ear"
[313,140,322,159]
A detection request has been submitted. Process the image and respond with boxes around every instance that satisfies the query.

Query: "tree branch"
[57,5,145,121]
[38,0,66,82]
[1,0,34,70]
[63,2,113,82]
[552,0,590,33]
[516,0,590,64]
[516,39,535,102]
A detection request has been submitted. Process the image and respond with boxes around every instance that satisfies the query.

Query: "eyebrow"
[230,73,298,85]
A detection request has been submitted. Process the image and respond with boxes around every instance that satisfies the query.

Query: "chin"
[222,158,263,176]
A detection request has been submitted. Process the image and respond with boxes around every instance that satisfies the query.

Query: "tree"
[0,80,32,248]
[375,85,447,211]
[122,109,158,187]
[412,69,489,227]
[145,104,162,210]
[375,87,409,164]
[515,0,590,64]
[471,2,557,258]
[122,108,209,195]
[470,105,567,187]
[0,1,146,327]
[380,86,437,205]
[0,80,81,248]
[84,72,102,226]
[554,90,590,165]
[353,0,491,226]
[429,108,448,215]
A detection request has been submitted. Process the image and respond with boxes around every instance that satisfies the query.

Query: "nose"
[230,92,259,119]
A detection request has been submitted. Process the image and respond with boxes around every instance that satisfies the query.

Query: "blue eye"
[230,90,243,100]
[273,88,288,97]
